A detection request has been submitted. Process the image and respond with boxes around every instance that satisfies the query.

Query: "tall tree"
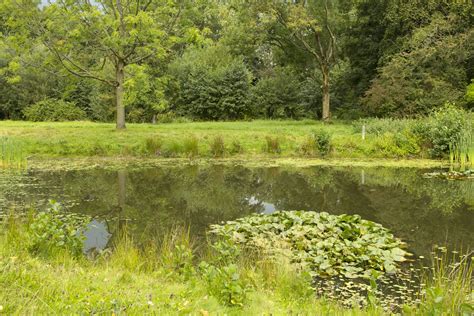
[266,0,346,121]
[28,0,183,129]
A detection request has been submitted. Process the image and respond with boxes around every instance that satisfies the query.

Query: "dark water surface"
[1,165,472,257]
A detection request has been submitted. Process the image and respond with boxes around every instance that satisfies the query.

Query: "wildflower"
[147,301,154,307]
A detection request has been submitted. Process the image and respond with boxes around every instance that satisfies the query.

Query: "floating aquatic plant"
[423,169,473,180]
[209,211,410,279]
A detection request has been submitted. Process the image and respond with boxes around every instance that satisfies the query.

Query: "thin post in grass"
[362,124,366,140]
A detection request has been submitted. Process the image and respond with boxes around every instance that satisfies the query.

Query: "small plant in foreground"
[417,247,473,315]
[158,226,195,278]
[199,261,248,307]
[28,201,89,257]
[210,136,226,157]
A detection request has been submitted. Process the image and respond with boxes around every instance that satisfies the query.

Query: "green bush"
[23,99,87,122]
[251,67,306,119]
[313,129,332,156]
[424,102,468,158]
[168,45,252,120]
[28,201,89,257]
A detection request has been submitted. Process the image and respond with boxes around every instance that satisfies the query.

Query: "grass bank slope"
[1,120,435,160]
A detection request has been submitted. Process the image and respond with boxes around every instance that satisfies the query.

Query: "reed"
[448,120,473,171]
[0,136,27,169]
[416,247,473,314]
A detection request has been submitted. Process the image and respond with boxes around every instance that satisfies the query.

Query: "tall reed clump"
[210,136,226,158]
[264,136,281,154]
[0,136,27,169]
[449,118,473,171]
[183,136,199,158]
[415,247,473,315]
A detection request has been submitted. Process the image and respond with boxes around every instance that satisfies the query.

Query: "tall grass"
[0,136,27,169]
[2,211,473,314]
[415,247,473,314]
[449,120,473,171]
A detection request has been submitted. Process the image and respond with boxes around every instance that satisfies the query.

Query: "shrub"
[168,45,252,120]
[23,99,87,122]
[251,67,306,119]
[313,129,332,156]
[210,136,226,157]
[424,102,468,158]
[28,201,89,257]
[264,136,281,154]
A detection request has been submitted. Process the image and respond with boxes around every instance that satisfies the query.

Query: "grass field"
[0,120,434,160]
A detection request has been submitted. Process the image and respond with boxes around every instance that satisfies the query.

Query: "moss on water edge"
[19,157,446,172]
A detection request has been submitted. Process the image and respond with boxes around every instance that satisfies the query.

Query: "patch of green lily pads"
[209,211,410,279]
[423,169,473,180]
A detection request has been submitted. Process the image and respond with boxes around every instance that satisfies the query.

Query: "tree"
[267,0,346,121]
[30,0,183,129]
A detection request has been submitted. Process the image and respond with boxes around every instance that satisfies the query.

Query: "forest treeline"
[0,0,473,128]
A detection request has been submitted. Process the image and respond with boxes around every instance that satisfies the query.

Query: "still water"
[1,165,472,256]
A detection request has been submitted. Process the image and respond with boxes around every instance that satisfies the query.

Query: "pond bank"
[0,120,450,161]
[19,157,445,172]
[1,211,471,315]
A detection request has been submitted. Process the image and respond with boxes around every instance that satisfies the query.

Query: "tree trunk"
[321,64,330,121]
[115,60,126,129]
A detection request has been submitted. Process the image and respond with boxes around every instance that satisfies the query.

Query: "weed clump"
[210,136,226,158]
[264,136,281,154]
[183,136,199,158]
[229,139,244,155]
[28,201,90,257]
[143,136,163,156]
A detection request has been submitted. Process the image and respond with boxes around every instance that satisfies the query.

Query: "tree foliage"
[0,0,472,122]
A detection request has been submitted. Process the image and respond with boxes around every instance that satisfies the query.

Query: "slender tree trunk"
[321,64,330,121]
[115,59,126,129]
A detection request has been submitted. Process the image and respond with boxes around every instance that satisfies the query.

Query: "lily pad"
[209,211,410,279]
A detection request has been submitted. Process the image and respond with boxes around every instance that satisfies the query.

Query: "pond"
[0,164,472,258]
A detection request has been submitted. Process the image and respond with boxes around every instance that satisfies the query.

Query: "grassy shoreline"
[1,211,472,315]
[1,120,438,161]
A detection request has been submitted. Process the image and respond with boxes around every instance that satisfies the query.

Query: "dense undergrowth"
[0,203,472,314]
